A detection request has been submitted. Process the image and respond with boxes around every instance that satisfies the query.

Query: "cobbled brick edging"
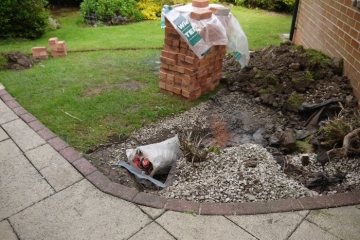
[2,88,360,215]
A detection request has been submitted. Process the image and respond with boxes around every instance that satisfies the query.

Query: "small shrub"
[47,16,61,31]
[233,0,295,12]
[137,0,162,20]
[302,48,331,65]
[287,94,304,108]
[318,117,355,147]
[290,71,313,82]
[0,0,50,39]
[208,146,221,154]
[80,0,142,25]
[258,88,275,94]
[265,75,279,86]
[137,0,220,20]
[295,140,313,153]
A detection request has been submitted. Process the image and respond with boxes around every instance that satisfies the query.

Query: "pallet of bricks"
[159,0,227,101]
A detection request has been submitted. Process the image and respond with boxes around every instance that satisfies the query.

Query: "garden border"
[1,87,360,215]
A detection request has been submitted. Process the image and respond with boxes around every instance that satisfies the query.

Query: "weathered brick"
[160,63,169,69]
[163,44,180,53]
[176,65,185,73]
[165,84,174,92]
[179,48,196,57]
[173,87,182,95]
[190,10,213,20]
[160,56,176,66]
[180,41,189,49]
[159,82,166,89]
[164,38,173,46]
[159,71,167,79]
[168,64,177,71]
[56,41,66,51]
[166,73,175,81]
[177,53,186,61]
[192,0,209,8]
[48,37,58,45]
[185,56,198,64]
[172,39,180,47]
[209,6,230,16]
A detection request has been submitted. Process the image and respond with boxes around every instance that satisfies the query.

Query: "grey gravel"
[110,91,359,203]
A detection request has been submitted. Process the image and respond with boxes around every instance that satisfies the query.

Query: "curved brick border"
[2,87,360,215]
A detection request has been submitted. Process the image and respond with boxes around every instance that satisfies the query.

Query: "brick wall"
[293,0,360,100]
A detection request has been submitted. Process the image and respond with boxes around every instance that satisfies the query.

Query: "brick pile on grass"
[159,0,228,101]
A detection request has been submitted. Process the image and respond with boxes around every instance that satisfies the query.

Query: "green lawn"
[0,7,292,152]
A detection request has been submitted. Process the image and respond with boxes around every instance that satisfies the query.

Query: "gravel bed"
[148,144,317,202]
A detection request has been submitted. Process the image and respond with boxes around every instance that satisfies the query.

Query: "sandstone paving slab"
[306,206,360,240]
[289,220,339,240]
[128,222,175,240]
[0,220,18,240]
[0,139,22,162]
[26,144,83,191]
[9,179,151,240]
[40,158,83,192]
[295,210,310,217]
[2,119,45,152]
[227,211,304,240]
[139,205,165,219]
[0,127,9,141]
[156,211,256,240]
[25,144,64,170]
[0,100,18,125]
[0,154,54,221]
[0,83,4,90]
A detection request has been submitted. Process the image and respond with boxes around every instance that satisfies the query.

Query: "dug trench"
[88,42,360,203]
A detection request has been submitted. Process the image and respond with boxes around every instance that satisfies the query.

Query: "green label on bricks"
[173,15,202,47]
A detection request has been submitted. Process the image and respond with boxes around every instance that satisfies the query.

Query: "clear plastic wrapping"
[217,14,250,67]
[161,4,250,67]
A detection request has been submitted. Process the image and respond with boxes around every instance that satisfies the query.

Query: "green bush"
[80,0,143,24]
[137,0,219,20]
[233,0,295,12]
[0,0,50,39]
[48,0,83,7]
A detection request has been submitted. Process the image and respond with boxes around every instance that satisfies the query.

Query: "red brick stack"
[48,37,68,58]
[159,1,227,101]
[31,47,48,59]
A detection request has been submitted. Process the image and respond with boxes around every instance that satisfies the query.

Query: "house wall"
[293,0,360,101]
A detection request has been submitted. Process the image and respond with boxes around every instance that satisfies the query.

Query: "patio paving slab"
[289,220,339,240]
[156,211,256,240]
[306,206,360,240]
[0,220,18,240]
[0,100,18,125]
[2,118,45,152]
[0,139,22,162]
[228,211,304,240]
[9,180,151,240]
[0,154,54,221]
[129,222,175,240]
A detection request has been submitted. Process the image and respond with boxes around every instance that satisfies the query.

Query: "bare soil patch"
[0,52,37,71]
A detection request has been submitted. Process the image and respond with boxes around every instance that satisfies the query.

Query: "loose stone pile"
[153,144,317,202]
